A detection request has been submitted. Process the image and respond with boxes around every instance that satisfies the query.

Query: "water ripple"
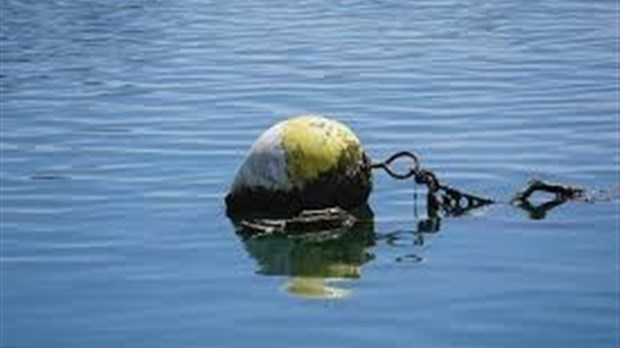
[1,0,617,347]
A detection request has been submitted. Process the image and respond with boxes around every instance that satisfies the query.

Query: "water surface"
[1,1,618,347]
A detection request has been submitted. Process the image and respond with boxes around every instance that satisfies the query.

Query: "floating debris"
[239,207,357,238]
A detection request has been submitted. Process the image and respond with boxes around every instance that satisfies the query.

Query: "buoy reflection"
[236,208,375,299]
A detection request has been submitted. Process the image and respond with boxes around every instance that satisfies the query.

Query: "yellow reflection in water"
[284,277,352,300]
[236,212,375,299]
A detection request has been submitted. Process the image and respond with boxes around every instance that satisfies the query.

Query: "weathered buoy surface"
[226,115,372,216]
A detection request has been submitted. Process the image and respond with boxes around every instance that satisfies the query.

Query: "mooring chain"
[371,151,494,216]
[371,150,620,219]
[516,179,620,203]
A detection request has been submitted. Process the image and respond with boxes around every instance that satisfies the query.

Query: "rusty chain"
[370,151,494,216]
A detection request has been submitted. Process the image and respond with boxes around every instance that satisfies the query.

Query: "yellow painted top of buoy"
[281,116,363,185]
[230,114,368,196]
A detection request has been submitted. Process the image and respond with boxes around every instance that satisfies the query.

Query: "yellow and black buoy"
[225,115,373,217]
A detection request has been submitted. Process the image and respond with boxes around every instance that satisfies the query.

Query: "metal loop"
[371,149,493,217]
[370,151,421,180]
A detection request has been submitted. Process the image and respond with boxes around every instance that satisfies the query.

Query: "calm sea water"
[1,0,618,347]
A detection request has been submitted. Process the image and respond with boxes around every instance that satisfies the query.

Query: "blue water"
[1,0,618,347]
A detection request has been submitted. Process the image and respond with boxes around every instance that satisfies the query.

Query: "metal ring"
[370,151,421,180]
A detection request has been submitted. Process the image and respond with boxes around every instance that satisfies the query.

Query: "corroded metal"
[511,179,586,219]
[512,179,586,203]
[370,151,494,217]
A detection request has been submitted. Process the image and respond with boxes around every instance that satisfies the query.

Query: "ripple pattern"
[1,1,618,348]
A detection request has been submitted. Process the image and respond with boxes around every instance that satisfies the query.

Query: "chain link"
[370,151,493,216]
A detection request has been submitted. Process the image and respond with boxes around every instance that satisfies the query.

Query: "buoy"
[225,115,372,217]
